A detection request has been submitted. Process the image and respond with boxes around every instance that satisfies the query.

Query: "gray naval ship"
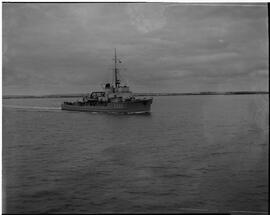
[61,49,153,114]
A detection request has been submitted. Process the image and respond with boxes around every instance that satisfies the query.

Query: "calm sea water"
[2,95,268,213]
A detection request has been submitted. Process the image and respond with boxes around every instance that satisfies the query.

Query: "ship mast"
[114,48,120,88]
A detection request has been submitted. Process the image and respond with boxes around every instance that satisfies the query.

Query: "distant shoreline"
[2,91,269,99]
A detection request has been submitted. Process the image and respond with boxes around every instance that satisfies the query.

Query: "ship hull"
[61,99,152,114]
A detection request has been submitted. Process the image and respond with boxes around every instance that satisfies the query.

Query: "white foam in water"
[3,105,61,111]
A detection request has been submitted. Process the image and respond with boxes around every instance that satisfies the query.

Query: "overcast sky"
[3,3,269,95]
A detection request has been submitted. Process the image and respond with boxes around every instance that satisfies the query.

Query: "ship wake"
[3,105,61,112]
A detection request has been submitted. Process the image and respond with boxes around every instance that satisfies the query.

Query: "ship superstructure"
[61,49,153,113]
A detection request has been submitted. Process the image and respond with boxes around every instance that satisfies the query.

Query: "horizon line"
[2,90,269,98]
